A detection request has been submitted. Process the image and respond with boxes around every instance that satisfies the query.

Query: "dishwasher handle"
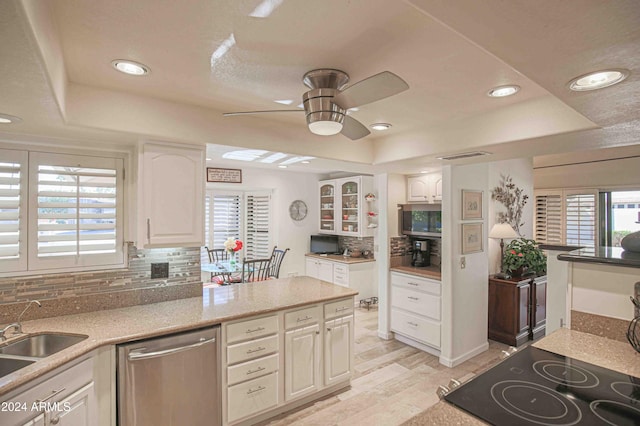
[128,336,216,361]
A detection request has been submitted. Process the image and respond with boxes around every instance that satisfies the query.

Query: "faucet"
[0,300,41,341]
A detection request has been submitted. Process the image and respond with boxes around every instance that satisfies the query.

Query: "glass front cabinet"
[318,176,373,237]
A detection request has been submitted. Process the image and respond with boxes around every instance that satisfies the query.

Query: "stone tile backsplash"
[0,244,201,304]
[339,236,374,254]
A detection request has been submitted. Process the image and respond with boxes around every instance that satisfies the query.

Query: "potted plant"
[503,238,547,277]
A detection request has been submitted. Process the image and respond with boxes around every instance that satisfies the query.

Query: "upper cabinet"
[407,173,442,203]
[138,142,204,247]
[318,176,373,237]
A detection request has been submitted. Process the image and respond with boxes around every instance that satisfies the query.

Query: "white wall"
[387,174,406,237]
[535,156,640,190]
[206,165,322,278]
[487,158,534,274]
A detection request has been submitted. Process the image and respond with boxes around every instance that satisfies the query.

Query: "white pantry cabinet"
[407,173,442,203]
[138,141,204,247]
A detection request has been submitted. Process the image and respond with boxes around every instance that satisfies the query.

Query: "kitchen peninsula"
[0,277,357,426]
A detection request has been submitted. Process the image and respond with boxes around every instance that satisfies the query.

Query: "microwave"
[399,204,442,237]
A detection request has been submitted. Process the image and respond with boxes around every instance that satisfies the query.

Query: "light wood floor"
[261,307,508,426]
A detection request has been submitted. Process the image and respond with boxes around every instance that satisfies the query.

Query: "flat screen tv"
[310,235,339,254]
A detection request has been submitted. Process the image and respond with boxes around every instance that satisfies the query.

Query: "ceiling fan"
[223,69,409,140]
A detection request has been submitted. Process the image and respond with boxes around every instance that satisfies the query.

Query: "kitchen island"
[402,328,640,425]
[0,276,356,395]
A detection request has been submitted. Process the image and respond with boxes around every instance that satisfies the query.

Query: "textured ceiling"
[0,0,638,173]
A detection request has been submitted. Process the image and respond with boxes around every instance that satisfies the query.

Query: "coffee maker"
[411,240,430,267]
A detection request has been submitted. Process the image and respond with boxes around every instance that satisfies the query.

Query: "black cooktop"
[444,346,640,425]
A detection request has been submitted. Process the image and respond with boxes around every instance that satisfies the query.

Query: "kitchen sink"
[0,333,88,358]
[0,357,35,377]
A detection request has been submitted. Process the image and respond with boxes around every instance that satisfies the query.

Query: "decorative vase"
[229,251,237,269]
[510,266,527,277]
[621,230,640,253]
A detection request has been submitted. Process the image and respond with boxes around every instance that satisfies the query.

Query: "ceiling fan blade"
[333,71,409,110]
[341,116,370,140]
[223,110,303,117]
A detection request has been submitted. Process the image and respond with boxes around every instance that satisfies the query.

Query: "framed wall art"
[207,167,242,183]
[461,223,483,254]
[462,189,483,220]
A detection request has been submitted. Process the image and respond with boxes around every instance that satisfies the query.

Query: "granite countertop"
[390,265,441,280]
[557,246,640,268]
[0,277,357,396]
[403,328,640,425]
[305,253,376,264]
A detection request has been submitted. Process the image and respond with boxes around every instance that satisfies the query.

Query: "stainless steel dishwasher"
[117,326,221,426]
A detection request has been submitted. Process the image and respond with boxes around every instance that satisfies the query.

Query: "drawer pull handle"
[297,315,313,322]
[408,282,419,286]
[408,296,419,301]
[335,307,349,312]
[36,387,66,404]
[407,321,419,327]
[247,385,266,395]
[247,366,266,375]
[246,326,266,334]
[247,346,266,354]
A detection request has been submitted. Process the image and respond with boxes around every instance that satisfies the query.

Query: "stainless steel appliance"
[411,240,430,267]
[399,204,442,237]
[444,346,640,425]
[117,326,221,426]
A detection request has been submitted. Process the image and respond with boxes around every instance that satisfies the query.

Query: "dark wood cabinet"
[488,275,547,346]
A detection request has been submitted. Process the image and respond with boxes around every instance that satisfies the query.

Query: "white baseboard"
[439,341,489,368]
[377,329,394,340]
[394,333,441,357]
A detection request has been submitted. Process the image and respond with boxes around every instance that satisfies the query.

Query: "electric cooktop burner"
[444,346,640,425]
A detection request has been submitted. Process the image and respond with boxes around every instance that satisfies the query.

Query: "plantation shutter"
[565,192,597,247]
[534,192,563,244]
[211,193,241,250]
[29,152,124,270]
[0,149,27,272]
[245,192,271,259]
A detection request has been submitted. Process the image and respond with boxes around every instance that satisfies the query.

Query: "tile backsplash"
[339,236,374,255]
[0,244,201,304]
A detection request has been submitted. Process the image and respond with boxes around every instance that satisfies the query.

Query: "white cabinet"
[305,257,377,299]
[319,176,373,237]
[390,272,441,351]
[324,315,353,386]
[407,173,442,203]
[1,358,97,426]
[305,258,334,282]
[139,141,204,247]
[285,324,321,401]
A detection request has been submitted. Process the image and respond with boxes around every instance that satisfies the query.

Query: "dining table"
[201,261,244,284]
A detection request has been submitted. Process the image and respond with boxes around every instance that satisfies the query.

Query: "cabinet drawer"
[391,309,440,348]
[333,272,349,286]
[227,334,279,365]
[227,372,279,423]
[227,353,279,386]
[333,263,348,275]
[324,298,354,319]
[392,286,441,320]
[227,315,278,344]
[285,305,321,329]
[391,272,441,295]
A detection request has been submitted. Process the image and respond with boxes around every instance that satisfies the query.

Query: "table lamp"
[489,223,519,279]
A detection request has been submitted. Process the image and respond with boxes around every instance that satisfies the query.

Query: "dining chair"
[205,246,236,284]
[241,258,272,283]
[269,246,290,279]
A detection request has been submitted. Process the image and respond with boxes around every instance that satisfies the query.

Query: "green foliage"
[503,238,547,275]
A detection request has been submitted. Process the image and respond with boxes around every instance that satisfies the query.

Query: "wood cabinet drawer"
[285,305,321,329]
[324,298,354,319]
[391,272,440,295]
[227,334,279,365]
[391,309,440,348]
[392,286,441,320]
[227,353,279,386]
[227,314,278,344]
[227,372,279,423]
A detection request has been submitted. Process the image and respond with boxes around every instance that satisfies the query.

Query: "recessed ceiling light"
[0,113,22,124]
[278,165,287,169]
[206,157,212,161]
[487,85,520,98]
[568,69,629,91]
[420,170,428,174]
[111,60,150,76]
[370,123,392,131]
[301,160,310,164]
[274,100,293,105]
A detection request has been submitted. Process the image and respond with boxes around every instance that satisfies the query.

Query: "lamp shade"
[488,223,518,239]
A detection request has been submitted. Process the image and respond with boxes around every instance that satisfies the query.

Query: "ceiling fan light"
[309,120,343,136]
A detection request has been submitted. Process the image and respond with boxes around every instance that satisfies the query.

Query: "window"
[0,149,125,274]
[601,190,640,247]
[534,189,597,247]
[203,190,271,260]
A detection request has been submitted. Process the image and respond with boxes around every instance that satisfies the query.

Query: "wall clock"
[289,200,308,221]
